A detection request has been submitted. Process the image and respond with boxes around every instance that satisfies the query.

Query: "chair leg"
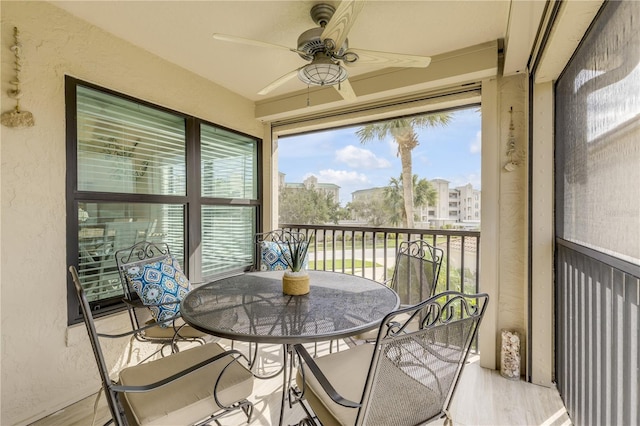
[328,339,341,353]
[90,387,104,426]
[241,400,254,423]
[293,396,320,426]
[159,343,173,357]
[443,408,454,426]
[249,344,285,379]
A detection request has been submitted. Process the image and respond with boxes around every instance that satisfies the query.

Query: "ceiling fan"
[212,0,432,101]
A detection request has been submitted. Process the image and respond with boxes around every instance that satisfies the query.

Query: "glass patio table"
[180,270,400,426]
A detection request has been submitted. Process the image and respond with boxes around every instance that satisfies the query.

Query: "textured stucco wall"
[496,73,528,374]
[478,73,528,374]
[0,2,262,424]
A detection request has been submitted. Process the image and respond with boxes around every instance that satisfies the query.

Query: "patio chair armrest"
[122,296,183,313]
[111,348,249,393]
[293,344,360,409]
[97,327,148,339]
[96,313,182,339]
[122,298,181,309]
[122,297,145,309]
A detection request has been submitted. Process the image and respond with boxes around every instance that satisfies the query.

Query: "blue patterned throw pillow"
[260,241,308,271]
[126,256,191,327]
[260,241,290,271]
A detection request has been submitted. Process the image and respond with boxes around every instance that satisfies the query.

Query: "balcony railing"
[280,223,480,296]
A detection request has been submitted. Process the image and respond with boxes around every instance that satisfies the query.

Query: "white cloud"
[449,172,481,190]
[307,170,372,205]
[386,139,398,157]
[335,145,391,169]
[470,130,482,154]
[308,169,370,187]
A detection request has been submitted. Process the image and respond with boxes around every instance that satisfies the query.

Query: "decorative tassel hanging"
[503,107,518,171]
[1,27,35,128]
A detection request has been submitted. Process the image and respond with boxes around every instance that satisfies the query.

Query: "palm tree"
[413,175,438,215]
[384,175,438,226]
[383,177,405,226]
[356,113,451,227]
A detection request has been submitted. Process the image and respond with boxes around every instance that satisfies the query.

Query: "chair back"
[357,290,488,426]
[391,240,443,306]
[68,266,127,425]
[94,221,152,301]
[254,229,308,271]
[114,241,172,330]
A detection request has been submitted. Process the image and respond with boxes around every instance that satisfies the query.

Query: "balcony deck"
[31,339,571,426]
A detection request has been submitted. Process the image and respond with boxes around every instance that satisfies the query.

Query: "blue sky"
[278,107,481,206]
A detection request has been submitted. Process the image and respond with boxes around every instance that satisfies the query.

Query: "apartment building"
[423,179,481,228]
[351,179,481,229]
[279,173,340,202]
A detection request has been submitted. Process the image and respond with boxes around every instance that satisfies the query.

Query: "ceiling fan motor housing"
[297,27,348,61]
[297,3,348,61]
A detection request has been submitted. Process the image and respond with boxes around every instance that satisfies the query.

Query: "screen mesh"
[555,0,640,265]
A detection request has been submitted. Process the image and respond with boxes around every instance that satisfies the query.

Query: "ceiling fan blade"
[213,33,302,55]
[344,48,432,68]
[334,78,356,101]
[257,69,301,96]
[321,0,365,52]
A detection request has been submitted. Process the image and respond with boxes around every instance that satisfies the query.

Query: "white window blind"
[201,206,255,276]
[77,86,186,195]
[201,123,257,199]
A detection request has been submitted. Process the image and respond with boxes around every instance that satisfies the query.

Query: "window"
[66,77,260,323]
[277,107,481,228]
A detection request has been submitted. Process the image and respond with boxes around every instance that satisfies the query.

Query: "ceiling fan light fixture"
[298,55,348,87]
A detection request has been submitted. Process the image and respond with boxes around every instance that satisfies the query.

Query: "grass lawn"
[307,235,460,252]
[309,259,381,270]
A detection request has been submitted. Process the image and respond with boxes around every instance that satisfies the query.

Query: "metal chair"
[97,222,151,296]
[114,241,207,359]
[351,239,444,343]
[254,229,309,272]
[69,266,254,426]
[389,239,444,306]
[293,290,488,426]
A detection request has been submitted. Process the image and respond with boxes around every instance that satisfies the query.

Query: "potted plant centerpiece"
[278,231,313,295]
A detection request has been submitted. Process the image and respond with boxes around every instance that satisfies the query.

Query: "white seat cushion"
[296,344,374,426]
[120,342,253,425]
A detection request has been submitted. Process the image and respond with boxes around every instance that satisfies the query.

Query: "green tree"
[279,185,343,225]
[356,113,451,227]
[413,175,438,213]
[383,177,404,226]
[346,197,392,227]
[384,174,438,225]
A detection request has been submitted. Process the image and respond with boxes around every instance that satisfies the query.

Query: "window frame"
[65,76,262,325]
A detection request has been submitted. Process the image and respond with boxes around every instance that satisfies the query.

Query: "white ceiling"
[50,1,535,103]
